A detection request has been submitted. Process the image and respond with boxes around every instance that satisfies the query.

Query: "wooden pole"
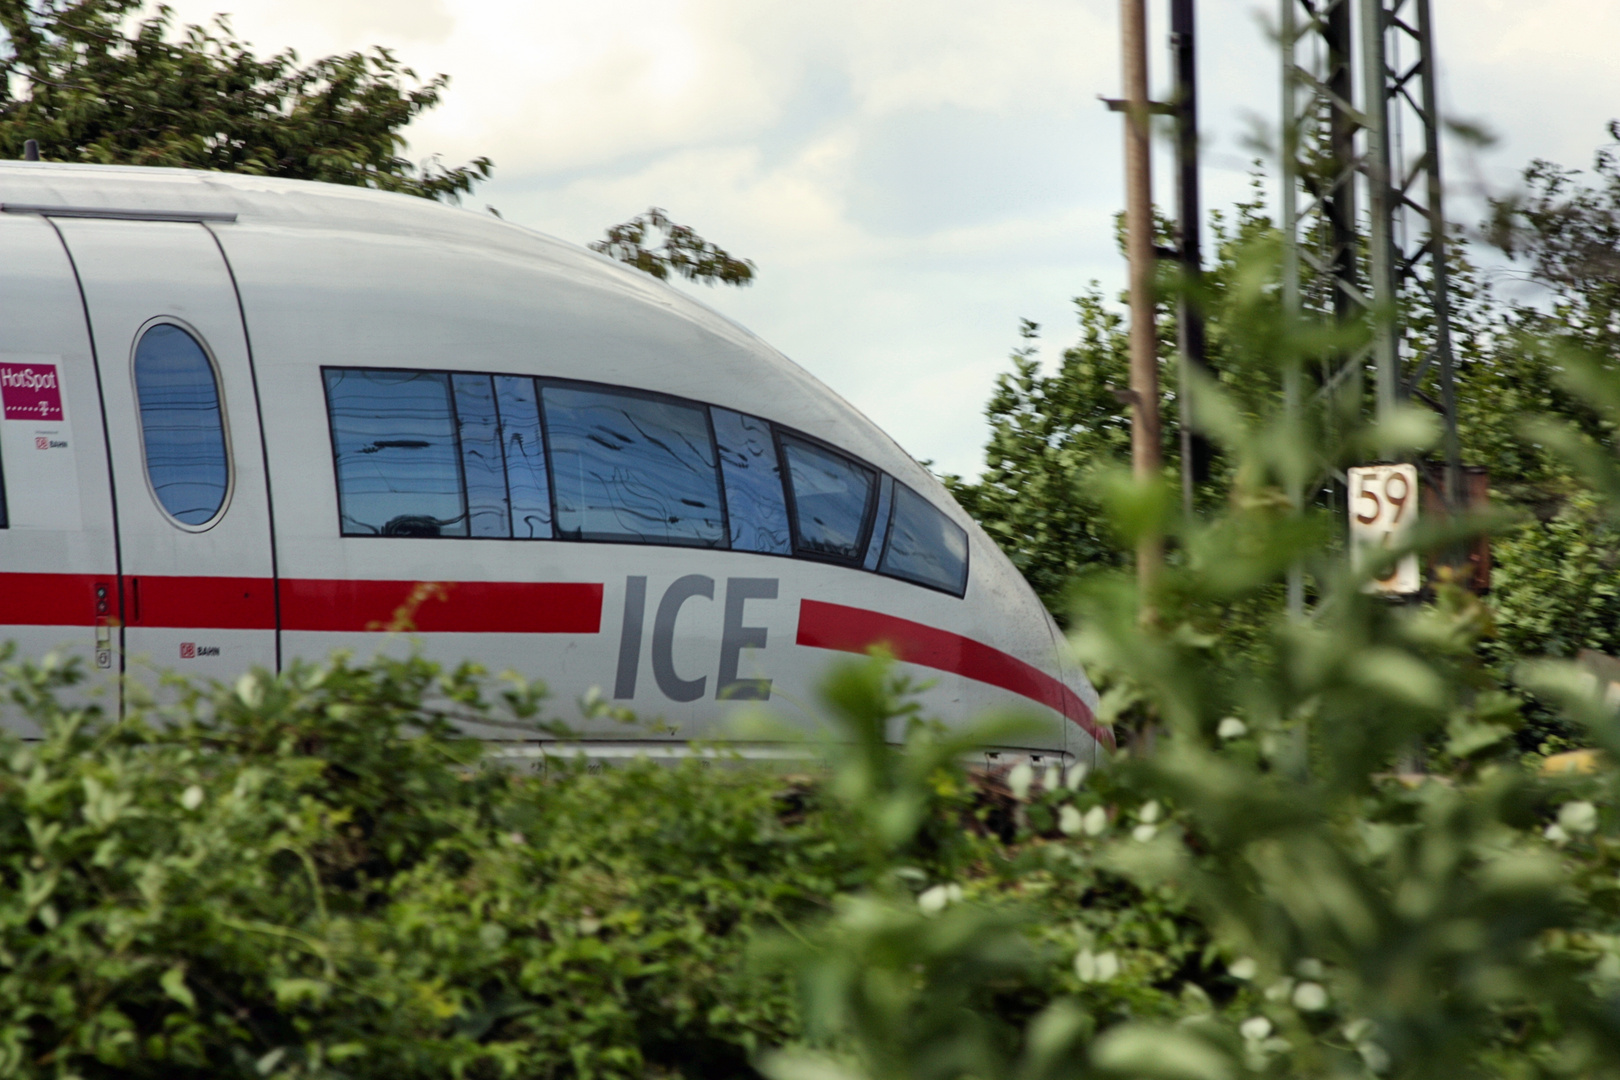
[1122,0,1162,610]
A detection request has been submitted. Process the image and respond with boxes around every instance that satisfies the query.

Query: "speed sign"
[1348,464,1421,595]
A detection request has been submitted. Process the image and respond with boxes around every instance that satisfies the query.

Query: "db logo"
[34,437,47,450]
[180,642,196,659]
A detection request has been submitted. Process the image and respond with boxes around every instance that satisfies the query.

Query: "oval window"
[133,323,230,527]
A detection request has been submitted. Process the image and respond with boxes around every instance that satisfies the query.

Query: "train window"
[324,369,468,537]
[780,433,875,562]
[451,374,509,538]
[132,323,231,527]
[862,475,895,570]
[712,407,790,555]
[495,375,553,539]
[542,384,724,547]
[879,482,969,595]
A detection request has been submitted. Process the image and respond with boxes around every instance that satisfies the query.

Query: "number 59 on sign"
[1349,464,1421,595]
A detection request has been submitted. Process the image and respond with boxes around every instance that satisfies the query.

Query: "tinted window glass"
[712,407,790,555]
[0,442,7,529]
[324,369,467,537]
[879,483,969,595]
[133,323,230,526]
[452,374,509,538]
[495,375,553,539]
[543,385,724,546]
[862,475,895,570]
[781,434,874,561]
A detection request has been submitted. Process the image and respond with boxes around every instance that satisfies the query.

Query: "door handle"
[94,581,112,669]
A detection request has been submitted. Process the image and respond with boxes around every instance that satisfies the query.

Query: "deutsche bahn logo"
[179,643,220,658]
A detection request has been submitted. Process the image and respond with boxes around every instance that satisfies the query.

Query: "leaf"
[756,1051,864,1080]
[1090,1024,1233,1080]
[161,964,196,1011]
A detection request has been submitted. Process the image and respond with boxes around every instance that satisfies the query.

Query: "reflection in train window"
[494,375,553,539]
[542,384,724,547]
[324,369,467,537]
[451,374,509,538]
[712,407,790,555]
[780,434,875,562]
[133,323,230,527]
[879,482,969,595]
[862,475,895,571]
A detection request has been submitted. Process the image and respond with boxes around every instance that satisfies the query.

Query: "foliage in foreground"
[756,246,1620,1080]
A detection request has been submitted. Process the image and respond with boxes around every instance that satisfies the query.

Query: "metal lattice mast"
[1281,0,1462,516]
[1365,0,1462,503]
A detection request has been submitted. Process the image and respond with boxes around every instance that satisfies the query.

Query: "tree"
[947,134,1620,754]
[591,206,757,287]
[1488,120,1620,364]
[0,0,491,201]
[944,191,1279,621]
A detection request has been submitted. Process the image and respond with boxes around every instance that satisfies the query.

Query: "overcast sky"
[159,0,1620,478]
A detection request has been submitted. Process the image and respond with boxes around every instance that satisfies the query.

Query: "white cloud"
[151,0,1620,477]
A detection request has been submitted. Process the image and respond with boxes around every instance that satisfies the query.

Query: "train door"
[0,211,120,730]
[53,217,277,682]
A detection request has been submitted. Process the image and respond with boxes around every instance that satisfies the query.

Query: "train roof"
[0,160,947,504]
[0,160,776,361]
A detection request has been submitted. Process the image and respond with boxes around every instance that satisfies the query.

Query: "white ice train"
[0,162,1107,764]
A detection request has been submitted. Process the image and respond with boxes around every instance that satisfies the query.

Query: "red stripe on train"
[0,573,104,625]
[795,598,1112,749]
[279,579,602,634]
[0,573,602,634]
[129,576,274,630]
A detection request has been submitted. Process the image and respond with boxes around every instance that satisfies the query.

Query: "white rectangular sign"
[0,354,83,531]
[1349,464,1420,595]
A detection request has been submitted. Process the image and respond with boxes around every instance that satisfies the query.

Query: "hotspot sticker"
[0,355,81,530]
[0,363,65,422]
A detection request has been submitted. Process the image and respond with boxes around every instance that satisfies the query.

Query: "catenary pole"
[1171,0,1209,520]
[1122,0,1161,611]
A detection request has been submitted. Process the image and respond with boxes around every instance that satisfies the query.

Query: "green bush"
[0,652,865,1078]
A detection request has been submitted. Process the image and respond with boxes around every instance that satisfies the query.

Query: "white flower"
[1132,823,1158,843]
[1217,717,1248,739]
[1008,762,1035,801]
[1228,957,1258,980]
[1544,823,1570,844]
[1295,958,1325,979]
[1264,977,1295,1002]
[1559,800,1598,835]
[1292,981,1329,1011]
[180,785,204,811]
[1239,1016,1273,1042]
[1139,800,1162,824]
[1043,764,1061,792]
[1059,805,1084,836]
[1075,948,1120,982]
[1065,762,1090,789]
[1083,805,1109,836]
